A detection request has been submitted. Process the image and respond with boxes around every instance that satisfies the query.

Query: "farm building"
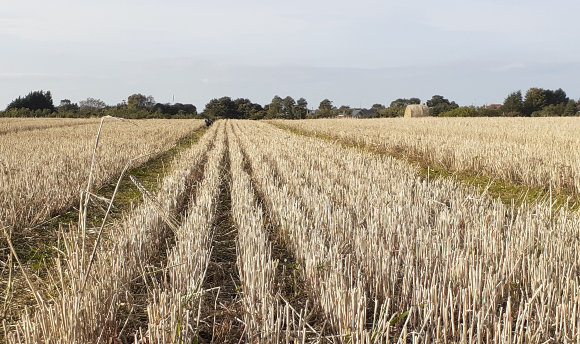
[351,108,376,118]
[404,104,430,117]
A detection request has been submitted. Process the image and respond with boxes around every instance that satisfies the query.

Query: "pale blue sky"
[1,0,579,109]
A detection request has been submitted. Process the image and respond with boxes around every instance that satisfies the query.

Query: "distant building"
[483,104,502,109]
[350,108,376,118]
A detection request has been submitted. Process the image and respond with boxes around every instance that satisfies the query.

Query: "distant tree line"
[1,88,578,119]
[200,96,309,120]
[498,88,578,117]
[324,89,578,118]
[1,92,199,119]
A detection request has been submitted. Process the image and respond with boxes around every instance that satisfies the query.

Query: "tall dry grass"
[0,118,203,232]
[6,121,218,343]
[271,117,580,195]
[236,120,580,343]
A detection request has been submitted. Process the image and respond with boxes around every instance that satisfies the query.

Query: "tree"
[389,97,420,108]
[523,88,547,116]
[282,96,296,119]
[337,105,352,116]
[6,90,56,112]
[501,90,523,115]
[312,99,335,118]
[79,97,107,111]
[234,98,262,119]
[58,99,79,112]
[564,100,578,116]
[295,98,308,119]
[152,103,197,117]
[426,95,448,107]
[127,94,155,110]
[426,95,458,116]
[319,99,333,112]
[267,96,283,118]
[545,88,568,106]
[203,97,238,118]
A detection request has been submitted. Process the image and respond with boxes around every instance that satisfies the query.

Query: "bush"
[531,103,567,117]
[439,106,478,117]
[377,106,405,117]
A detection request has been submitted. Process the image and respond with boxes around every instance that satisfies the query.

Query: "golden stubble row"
[271,117,580,195]
[0,118,101,135]
[7,121,219,343]
[234,121,385,342]
[236,120,580,343]
[0,118,204,232]
[229,123,315,343]
[144,122,226,343]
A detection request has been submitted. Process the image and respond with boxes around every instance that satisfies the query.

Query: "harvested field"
[0,118,204,232]
[271,117,580,196]
[3,119,579,343]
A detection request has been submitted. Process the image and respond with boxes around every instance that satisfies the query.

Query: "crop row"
[0,118,102,136]
[6,120,579,343]
[237,120,580,343]
[272,117,580,195]
[7,120,218,343]
[0,118,203,232]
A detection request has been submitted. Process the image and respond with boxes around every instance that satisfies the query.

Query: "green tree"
[426,95,458,116]
[58,99,79,113]
[152,103,197,117]
[234,98,262,119]
[501,90,523,115]
[319,99,333,112]
[282,96,296,119]
[6,90,56,112]
[294,98,308,119]
[523,88,548,116]
[312,99,335,118]
[203,97,238,118]
[545,88,569,106]
[267,96,283,118]
[532,103,567,117]
[564,100,578,116]
[389,98,420,108]
[127,94,155,110]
